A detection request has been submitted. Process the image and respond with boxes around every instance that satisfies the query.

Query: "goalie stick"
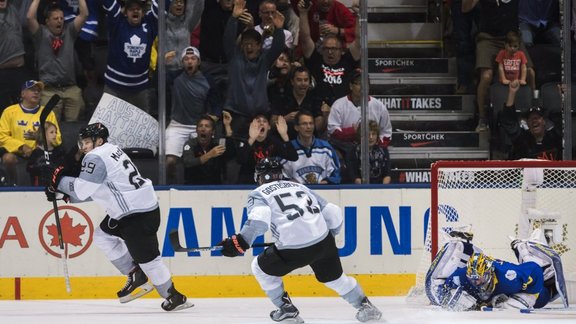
[169,230,273,252]
[481,306,576,315]
[40,95,71,293]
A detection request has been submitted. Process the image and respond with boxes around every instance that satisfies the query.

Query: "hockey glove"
[45,185,69,203]
[218,234,250,257]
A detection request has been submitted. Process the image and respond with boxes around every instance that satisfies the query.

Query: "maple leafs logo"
[39,206,94,258]
[46,212,87,247]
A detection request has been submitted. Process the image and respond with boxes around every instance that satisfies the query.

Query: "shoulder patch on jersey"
[505,270,517,281]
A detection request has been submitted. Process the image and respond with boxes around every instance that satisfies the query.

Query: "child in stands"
[26,121,65,186]
[496,31,528,87]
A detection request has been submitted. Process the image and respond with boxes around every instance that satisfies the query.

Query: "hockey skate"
[161,284,194,311]
[355,297,382,322]
[117,266,154,303]
[270,292,304,323]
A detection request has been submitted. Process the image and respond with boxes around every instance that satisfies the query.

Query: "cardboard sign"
[89,93,159,154]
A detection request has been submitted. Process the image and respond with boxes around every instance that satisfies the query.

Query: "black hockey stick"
[40,95,71,293]
[169,229,273,252]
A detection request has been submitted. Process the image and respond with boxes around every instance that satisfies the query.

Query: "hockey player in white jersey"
[217,157,383,322]
[45,123,192,311]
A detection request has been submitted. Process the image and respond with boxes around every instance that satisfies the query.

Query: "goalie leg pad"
[512,240,569,308]
[494,293,535,310]
[425,240,479,305]
[443,286,479,311]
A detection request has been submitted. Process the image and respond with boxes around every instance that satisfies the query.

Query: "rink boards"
[1,185,429,299]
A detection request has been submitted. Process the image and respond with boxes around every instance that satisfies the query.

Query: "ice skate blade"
[276,315,304,323]
[118,282,154,303]
[166,301,195,312]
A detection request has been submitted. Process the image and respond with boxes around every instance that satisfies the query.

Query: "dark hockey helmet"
[80,123,109,143]
[254,157,284,184]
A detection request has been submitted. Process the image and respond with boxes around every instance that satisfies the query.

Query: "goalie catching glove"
[217,234,250,257]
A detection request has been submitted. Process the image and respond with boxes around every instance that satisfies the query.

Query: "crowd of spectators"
[1,0,568,187]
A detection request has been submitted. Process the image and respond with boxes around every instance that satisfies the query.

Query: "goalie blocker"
[426,230,568,311]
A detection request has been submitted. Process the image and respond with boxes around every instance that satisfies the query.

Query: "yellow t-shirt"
[0,103,62,153]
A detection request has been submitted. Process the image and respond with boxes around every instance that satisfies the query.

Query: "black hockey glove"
[45,185,69,203]
[217,234,250,257]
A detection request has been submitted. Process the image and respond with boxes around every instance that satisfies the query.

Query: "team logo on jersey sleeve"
[505,270,517,281]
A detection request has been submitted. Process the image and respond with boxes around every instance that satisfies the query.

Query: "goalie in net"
[425,229,569,311]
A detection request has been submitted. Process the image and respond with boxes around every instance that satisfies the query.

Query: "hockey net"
[407,160,576,304]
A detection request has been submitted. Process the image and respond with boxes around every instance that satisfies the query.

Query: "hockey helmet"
[80,123,109,143]
[254,157,283,184]
[466,252,496,299]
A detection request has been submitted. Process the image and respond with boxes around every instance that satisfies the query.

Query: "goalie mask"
[254,158,283,184]
[466,252,496,300]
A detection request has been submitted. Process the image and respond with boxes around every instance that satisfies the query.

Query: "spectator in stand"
[255,0,293,49]
[282,110,340,185]
[223,0,285,138]
[26,120,66,186]
[101,0,160,113]
[165,46,222,184]
[27,0,88,122]
[496,31,527,88]
[451,0,478,94]
[181,113,235,185]
[276,0,299,48]
[270,66,322,141]
[196,0,233,97]
[351,120,391,185]
[298,0,360,112]
[518,0,560,48]
[235,114,298,184]
[327,70,392,183]
[462,0,535,132]
[0,0,34,112]
[500,80,562,160]
[0,80,62,185]
[162,0,204,74]
[292,0,355,47]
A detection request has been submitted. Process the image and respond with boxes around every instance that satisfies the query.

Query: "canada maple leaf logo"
[46,212,87,247]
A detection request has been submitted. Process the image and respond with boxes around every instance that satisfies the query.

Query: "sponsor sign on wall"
[0,188,431,277]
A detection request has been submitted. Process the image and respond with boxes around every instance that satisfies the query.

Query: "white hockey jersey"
[58,143,158,219]
[244,180,343,249]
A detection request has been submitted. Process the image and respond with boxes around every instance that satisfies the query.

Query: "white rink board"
[0,187,430,277]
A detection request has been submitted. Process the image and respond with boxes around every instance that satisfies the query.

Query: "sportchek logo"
[38,206,94,258]
[403,133,445,147]
[374,59,415,69]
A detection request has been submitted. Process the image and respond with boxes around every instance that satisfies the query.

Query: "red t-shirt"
[495,49,528,81]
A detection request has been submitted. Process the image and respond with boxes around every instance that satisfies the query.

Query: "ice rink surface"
[1,297,575,324]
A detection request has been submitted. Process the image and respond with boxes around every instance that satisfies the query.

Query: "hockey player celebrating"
[216,157,382,323]
[426,230,568,311]
[45,123,192,311]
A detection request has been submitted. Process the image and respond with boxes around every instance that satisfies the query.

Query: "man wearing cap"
[165,46,222,184]
[27,0,88,122]
[501,81,562,160]
[0,80,61,185]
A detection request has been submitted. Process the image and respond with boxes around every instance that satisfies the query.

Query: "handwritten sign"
[89,93,159,154]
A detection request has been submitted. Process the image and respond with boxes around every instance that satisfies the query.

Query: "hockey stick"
[481,306,576,315]
[40,95,71,293]
[169,229,273,252]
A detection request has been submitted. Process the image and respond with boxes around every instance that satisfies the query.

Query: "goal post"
[409,160,576,303]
